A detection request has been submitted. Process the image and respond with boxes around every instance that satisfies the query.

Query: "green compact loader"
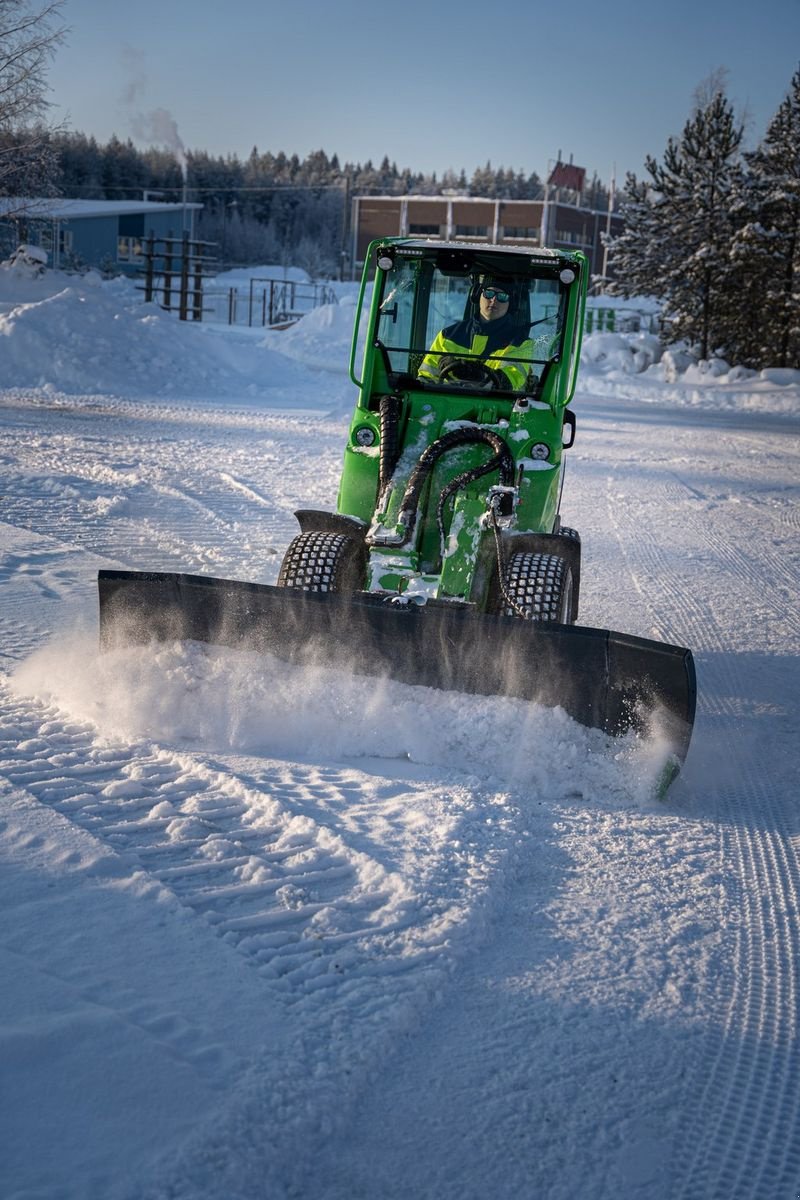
[99,239,696,786]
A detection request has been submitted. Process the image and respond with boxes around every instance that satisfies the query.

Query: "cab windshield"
[375,250,567,395]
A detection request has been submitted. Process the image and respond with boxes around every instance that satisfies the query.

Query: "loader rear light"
[354,426,376,446]
[530,443,550,460]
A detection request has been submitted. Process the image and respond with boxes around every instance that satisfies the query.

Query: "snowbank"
[582,331,663,375]
[0,269,321,401]
[260,293,370,373]
[210,263,312,287]
[0,262,797,416]
[580,329,800,414]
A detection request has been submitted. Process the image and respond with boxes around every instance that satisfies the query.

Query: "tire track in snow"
[0,453,284,579]
[0,399,347,582]
[0,670,526,1195]
[0,616,43,665]
[602,468,800,1200]
[0,679,514,1006]
[0,686,390,996]
[672,792,800,1200]
[661,469,800,639]
[0,530,98,667]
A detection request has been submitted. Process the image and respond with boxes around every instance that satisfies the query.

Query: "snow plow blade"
[98,569,696,770]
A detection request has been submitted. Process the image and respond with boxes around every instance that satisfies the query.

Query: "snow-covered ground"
[1,268,799,1200]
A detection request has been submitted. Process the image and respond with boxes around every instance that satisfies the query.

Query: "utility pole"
[340,170,351,280]
[541,159,553,248]
[601,164,616,290]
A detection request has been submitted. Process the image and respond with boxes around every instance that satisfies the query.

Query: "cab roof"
[378,238,583,267]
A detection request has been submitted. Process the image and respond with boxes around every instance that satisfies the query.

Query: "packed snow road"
[1,314,799,1197]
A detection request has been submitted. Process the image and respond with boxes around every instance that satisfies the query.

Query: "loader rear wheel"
[499,552,573,623]
[277,531,366,593]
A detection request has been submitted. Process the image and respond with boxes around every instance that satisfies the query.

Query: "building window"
[503,227,538,240]
[409,223,440,235]
[37,227,73,258]
[117,236,143,263]
[554,229,588,246]
[455,225,488,237]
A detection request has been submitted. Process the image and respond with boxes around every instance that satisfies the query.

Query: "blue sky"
[48,0,799,186]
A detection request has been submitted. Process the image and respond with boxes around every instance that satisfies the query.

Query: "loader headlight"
[354,426,376,447]
[560,268,576,285]
[530,442,550,460]
[377,251,394,271]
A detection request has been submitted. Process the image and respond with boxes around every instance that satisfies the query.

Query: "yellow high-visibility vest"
[418,327,535,390]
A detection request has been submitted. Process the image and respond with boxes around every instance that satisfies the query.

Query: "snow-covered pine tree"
[469,161,496,197]
[728,67,800,369]
[606,85,744,359]
[602,171,669,296]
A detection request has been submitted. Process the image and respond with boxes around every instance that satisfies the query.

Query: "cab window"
[374,254,568,391]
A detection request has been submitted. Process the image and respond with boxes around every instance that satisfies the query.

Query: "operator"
[417,275,534,390]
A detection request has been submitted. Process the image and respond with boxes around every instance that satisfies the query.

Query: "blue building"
[0,197,204,274]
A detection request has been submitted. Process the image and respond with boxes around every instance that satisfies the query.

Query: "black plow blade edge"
[98,570,696,767]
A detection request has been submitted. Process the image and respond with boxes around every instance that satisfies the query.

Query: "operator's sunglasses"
[482,287,510,302]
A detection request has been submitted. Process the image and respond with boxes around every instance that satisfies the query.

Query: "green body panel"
[336,238,588,605]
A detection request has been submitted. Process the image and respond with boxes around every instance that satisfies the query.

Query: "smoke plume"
[119,45,187,179]
[130,107,187,177]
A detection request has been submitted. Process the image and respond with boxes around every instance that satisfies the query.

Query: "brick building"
[350,191,622,279]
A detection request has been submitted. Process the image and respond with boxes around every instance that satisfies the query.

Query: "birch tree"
[0,0,65,212]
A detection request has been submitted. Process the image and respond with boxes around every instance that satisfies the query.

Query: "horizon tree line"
[0,128,616,278]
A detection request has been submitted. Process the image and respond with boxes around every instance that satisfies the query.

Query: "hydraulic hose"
[395,426,515,548]
[379,394,402,493]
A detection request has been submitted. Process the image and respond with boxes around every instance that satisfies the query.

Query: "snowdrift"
[1,264,798,415]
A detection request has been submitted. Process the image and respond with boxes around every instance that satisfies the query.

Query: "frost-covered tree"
[606,83,744,358]
[602,171,668,296]
[728,67,800,368]
[100,134,146,199]
[0,0,65,211]
[470,161,496,196]
[667,90,744,358]
[53,131,103,197]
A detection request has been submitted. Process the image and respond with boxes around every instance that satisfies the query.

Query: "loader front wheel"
[277,531,366,593]
[499,553,573,623]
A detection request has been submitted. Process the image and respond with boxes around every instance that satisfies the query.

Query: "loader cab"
[352,240,587,409]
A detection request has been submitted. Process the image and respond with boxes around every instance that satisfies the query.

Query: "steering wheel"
[438,357,504,390]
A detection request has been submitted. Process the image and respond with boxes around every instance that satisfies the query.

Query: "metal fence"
[584,307,660,335]
[203,277,339,328]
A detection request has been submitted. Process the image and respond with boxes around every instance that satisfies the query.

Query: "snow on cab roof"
[389,238,565,258]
